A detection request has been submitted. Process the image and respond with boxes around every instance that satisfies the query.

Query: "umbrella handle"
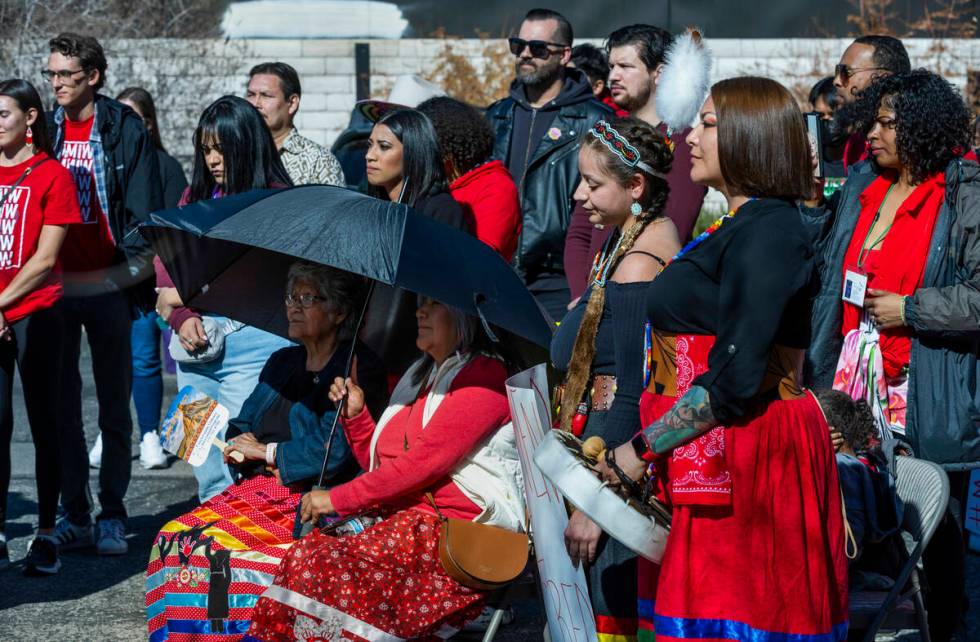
[313,279,377,489]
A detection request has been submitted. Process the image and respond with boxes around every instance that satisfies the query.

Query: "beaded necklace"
[589,231,626,288]
[666,198,754,266]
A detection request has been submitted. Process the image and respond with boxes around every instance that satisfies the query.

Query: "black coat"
[806,158,980,469]
[49,95,163,295]
[158,148,188,210]
[486,70,611,282]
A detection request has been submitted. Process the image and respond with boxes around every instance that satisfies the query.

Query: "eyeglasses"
[284,293,326,309]
[834,64,887,83]
[508,37,569,60]
[872,117,897,131]
[40,68,87,83]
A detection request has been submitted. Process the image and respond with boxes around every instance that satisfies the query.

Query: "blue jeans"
[177,318,291,502]
[131,309,163,437]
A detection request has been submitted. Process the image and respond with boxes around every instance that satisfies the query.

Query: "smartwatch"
[631,432,656,462]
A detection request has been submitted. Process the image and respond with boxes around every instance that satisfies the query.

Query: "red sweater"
[330,356,511,521]
[449,160,521,261]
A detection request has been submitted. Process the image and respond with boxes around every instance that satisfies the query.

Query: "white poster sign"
[506,364,597,642]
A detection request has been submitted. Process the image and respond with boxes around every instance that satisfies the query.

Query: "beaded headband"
[589,120,667,179]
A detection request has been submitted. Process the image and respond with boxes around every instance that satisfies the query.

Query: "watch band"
[631,433,656,462]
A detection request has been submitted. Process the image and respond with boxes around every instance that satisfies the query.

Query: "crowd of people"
[0,6,976,642]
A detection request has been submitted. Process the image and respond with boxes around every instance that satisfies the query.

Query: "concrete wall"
[9,37,979,172]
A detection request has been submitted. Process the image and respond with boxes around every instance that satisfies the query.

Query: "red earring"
[25,126,33,147]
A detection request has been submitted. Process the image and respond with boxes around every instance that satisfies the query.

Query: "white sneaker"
[96,519,128,555]
[139,432,168,469]
[88,434,102,469]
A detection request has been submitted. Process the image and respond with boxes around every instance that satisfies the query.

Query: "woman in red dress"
[598,77,848,642]
[244,298,526,641]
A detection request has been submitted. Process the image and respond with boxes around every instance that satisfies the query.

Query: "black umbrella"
[141,185,553,349]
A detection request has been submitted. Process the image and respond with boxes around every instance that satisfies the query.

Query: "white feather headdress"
[655,28,713,135]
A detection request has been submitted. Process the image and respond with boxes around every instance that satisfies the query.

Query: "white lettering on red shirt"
[60,138,97,224]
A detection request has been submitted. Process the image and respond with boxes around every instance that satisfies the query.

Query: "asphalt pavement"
[0,340,975,641]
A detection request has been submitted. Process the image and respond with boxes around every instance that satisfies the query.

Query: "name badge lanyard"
[857,183,896,270]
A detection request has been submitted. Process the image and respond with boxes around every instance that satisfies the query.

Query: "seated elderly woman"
[146,262,386,642]
[244,297,526,641]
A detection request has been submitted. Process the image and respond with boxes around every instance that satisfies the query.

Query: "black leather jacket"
[486,70,611,280]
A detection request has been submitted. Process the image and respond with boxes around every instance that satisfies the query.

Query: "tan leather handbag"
[426,493,529,591]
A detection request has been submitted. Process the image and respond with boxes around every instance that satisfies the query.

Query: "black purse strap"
[0,157,51,210]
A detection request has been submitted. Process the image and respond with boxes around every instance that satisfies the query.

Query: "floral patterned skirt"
[244,509,485,641]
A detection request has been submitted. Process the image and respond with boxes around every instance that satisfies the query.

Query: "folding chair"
[479,559,548,642]
[849,456,949,642]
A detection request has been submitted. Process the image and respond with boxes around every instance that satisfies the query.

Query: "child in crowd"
[816,389,903,568]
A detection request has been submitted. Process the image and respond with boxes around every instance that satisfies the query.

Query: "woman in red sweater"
[246,297,526,640]
[0,79,80,576]
[418,97,521,260]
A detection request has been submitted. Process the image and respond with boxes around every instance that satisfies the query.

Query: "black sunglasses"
[834,64,887,82]
[508,37,569,60]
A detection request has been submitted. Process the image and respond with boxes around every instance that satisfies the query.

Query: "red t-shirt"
[58,115,117,273]
[0,153,81,322]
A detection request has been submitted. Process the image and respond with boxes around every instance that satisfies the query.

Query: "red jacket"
[449,160,521,261]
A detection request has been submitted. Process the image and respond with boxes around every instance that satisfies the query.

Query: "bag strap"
[425,491,447,522]
[0,157,50,211]
[841,486,858,560]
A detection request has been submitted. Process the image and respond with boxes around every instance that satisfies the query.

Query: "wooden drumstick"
[212,437,245,463]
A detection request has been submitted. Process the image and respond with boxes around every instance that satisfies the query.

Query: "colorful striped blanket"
[146,475,302,641]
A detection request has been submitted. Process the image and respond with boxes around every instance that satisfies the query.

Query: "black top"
[416,191,474,234]
[157,149,188,210]
[552,280,651,448]
[252,366,317,444]
[646,198,816,423]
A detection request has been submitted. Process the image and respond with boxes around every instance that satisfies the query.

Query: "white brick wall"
[7,36,977,174]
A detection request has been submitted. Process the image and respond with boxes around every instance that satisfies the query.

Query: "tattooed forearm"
[642,386,719,454]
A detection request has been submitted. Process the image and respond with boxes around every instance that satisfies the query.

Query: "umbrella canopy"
[141,185,553,348]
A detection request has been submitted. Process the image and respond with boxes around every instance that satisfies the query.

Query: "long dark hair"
[116,86,164,152]
[367,108,446,207]
[188,95,293,204]
[0,79,53,157]
[558,117,672,432]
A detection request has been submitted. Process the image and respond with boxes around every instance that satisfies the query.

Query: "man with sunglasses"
[832,35,910,174]
[43,33,162,559]
[486,8,611,321]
